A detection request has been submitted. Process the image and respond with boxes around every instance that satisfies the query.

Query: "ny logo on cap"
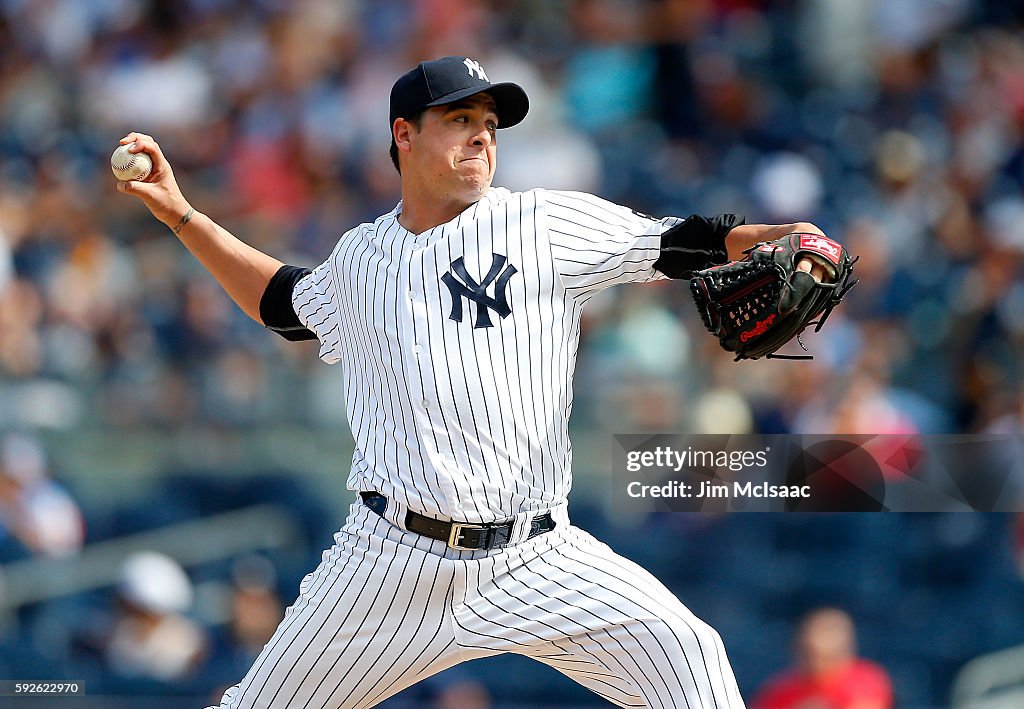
[463,57,488,82]
[442,254,517,328]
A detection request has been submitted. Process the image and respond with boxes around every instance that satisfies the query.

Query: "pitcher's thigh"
[207,512,465,709]
[520,528,746,708]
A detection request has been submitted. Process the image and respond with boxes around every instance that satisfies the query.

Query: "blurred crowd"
[3,0,1024,706]
[0,0,1023,436]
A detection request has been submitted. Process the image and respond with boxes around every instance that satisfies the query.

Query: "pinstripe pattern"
[290,188,676,523]
[208,503,743,708]
[451,521,743,708]
[209,503,497,709]
[208,187,745,708]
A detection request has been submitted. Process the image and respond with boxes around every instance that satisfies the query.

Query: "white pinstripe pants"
[208,500,745,709]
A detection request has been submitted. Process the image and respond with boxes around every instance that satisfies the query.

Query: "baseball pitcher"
[115,56,852,708]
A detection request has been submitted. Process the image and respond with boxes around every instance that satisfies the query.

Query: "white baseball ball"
[110,143,153,182]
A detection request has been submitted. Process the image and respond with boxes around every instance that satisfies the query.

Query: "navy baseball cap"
[389,56,529,129]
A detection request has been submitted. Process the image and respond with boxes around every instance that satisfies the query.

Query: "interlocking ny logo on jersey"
[442,254,517,328]
[463,57,488,81]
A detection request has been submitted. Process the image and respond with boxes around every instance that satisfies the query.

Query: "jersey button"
[412,345,422,355]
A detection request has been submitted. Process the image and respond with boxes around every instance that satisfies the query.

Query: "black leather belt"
[360,492,555,551]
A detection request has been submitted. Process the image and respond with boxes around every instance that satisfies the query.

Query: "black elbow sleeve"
[653,213,745,279]
[260,265,317,341]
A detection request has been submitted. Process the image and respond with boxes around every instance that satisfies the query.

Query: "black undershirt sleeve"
[653,213,745,279]
[259,264,317,341]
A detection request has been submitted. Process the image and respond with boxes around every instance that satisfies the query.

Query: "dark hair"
[389,110,426,174]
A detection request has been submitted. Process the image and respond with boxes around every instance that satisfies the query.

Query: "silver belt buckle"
[448,522,487,550]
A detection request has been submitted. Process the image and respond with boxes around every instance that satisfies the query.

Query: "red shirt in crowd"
[752,658,893,709]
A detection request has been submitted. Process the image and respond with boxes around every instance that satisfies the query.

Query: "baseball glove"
[689,232,857,360]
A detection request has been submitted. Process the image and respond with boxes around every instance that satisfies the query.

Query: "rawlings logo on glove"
[740,313,777,342]
[798,234,842,263]
[689,233,857,360]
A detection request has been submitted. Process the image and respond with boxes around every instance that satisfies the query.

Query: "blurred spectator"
[752,607,893,709]
[205,554,284,687]
[0,432,83,559]
[563,0,654,136]
[435,678,492,709]
[751,152,824,224]
[104,551,207,683]
[579,284,692,430]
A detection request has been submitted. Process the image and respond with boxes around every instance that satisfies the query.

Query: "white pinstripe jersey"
[292,187,684,523]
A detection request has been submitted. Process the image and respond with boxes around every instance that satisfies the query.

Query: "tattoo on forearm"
[172,207,195,235]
